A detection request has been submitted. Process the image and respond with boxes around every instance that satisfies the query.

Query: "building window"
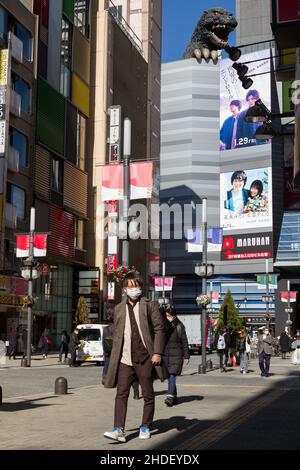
[12,74,31,114]
[109,4,123,22]
[7,183,26,220]
[10,128,28,167]
[14,22,33,61]
[60,17,72,98]
[76,112,86,170]
[51,157,63,193]
[0,6,8,39]
[60,63,71,98]
[74,218,84,249]
[74,0,90,38]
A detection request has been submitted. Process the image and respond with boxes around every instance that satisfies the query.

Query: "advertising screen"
[220,49,271,152]
[220,167,272,231]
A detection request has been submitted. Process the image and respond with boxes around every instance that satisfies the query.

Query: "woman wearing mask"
[163,305,190,407]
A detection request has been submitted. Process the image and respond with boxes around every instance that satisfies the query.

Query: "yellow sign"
[0,294,25,306]
[0,49,9,86]
[0,275,10,292]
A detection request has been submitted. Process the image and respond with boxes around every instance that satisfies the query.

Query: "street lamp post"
[20,208,40,367]
[122,118,131,268]
[194,198,214,374]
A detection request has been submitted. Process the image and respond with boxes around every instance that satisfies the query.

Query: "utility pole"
[287,279,291,336]
[122,118,131,268]
[201,198,207,374]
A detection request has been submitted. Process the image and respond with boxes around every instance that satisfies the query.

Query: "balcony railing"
[10,89,21,117]
[107,0,143,56]
[7,145,19,173]
[4,202,17,229]
[8,31,23,63]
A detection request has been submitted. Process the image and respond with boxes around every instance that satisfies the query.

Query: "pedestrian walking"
[163,305,190,407]
[279,331,290,360]
[236,329,250,374]
[291,332,300,365]
[38,328,51,358]
[69,328,80,367]
[58,330,70,363]
[215,326,230,372]
[8,327,19,360]
[257,326,273,377]
[103,272,168,443]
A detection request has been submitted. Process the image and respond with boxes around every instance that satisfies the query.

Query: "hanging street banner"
[107,282,115,300]
[281,291,297,302]
[186,228,223,253]
[256,274,279,289]
[16,234,48,258]
[154,277,174,292]
[130,162,153,200]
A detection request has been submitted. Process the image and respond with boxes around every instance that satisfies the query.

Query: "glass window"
[15,23,33,61]
[12,74,31,114]
[61,18,72,68]
[51,157,63,193]
[10,128,28,167]
[74,0,90,38]
[76,112,86,170]
[7,184,26,220]
[78,329,101,341]
[60,63,71,98]
[74,219,84,249]
[0,6,8,39]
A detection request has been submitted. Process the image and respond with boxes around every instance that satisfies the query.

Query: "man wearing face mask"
[104,272,168,443]
[257,326,273,377]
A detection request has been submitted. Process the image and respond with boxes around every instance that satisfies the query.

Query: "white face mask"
[166,316,174,322]
[126,287,142,300]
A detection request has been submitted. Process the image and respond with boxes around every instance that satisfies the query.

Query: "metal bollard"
[198,364,206,374]
[55,377,68,395]
[0,385,2,405]
[21,358,27,367]
[206,359,213,370]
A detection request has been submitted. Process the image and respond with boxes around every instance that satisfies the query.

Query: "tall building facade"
[86,0,161,311]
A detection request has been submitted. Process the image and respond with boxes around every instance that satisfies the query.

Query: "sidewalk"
[1,352,66,369]
[1,356,300,450]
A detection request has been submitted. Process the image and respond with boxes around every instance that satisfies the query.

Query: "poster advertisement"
[220,167,272,231]
[220,49,271,151]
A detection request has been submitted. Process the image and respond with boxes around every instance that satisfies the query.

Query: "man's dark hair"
[123,271,143,288]
[231,170,247,185]
[250,179,263,196]
[246,89,260,101]
[230,99,242,110]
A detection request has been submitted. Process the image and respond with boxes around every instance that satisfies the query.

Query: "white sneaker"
[139,425,151,439]
[104,427,126,443]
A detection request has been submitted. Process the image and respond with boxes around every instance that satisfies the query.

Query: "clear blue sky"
[162,0,236,63]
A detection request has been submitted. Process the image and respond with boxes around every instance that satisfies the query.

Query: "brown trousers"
[114,358,154,429]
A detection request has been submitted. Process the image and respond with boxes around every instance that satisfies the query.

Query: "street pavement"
[0,353,300,450]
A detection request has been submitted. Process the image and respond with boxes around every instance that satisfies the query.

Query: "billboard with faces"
[220,167,273,231]
[220,49,272,152]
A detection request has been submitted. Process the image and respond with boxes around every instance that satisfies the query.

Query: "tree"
[75,296,91,325]
[216,289,244,333]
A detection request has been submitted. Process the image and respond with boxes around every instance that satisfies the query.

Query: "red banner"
[281,291,297,302]
[102,165,124,201]
[107,255,118,273]
[130,162,153,199]
[16,234,48,258]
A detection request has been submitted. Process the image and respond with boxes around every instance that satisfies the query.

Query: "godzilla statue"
[184,7,238,62]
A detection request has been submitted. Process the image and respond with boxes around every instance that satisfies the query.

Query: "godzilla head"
[200,7,237,50]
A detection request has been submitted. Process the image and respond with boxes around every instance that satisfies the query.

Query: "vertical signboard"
[77,269,101,320]
[109,106,121,162]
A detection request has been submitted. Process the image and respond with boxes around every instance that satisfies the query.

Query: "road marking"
[174,388,286,450]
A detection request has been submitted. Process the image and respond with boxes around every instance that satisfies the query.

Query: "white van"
[76,324,108,365]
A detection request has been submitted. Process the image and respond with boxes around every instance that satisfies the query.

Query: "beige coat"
[104,297,168,388]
